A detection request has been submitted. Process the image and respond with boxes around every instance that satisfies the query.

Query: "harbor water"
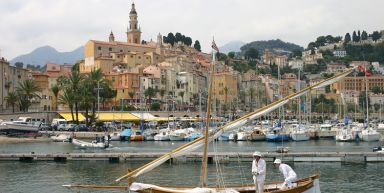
[0,160,384,192]
[1,140,384,192]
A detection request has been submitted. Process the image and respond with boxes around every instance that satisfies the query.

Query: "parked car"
[57,124,67,131]
[65,124,77,131]
[39,123,51,131]
[74,124,88,132]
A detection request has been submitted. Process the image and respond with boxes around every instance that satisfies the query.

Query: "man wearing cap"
[252,151,266,193]
[273,159,297,189]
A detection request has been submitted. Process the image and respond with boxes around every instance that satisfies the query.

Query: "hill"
[240,39,303,54]
[10,46,84,66]
[219,41,245,54]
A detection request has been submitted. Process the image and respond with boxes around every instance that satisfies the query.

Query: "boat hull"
[266,134,290,142]
[132,174,320,193]
[291,133,310,141]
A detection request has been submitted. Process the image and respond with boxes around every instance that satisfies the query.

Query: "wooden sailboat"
[64,45,356,193]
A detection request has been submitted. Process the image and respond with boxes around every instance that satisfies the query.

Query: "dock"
[0,152,383,163]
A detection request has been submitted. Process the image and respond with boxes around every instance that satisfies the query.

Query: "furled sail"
[116,68,355,182]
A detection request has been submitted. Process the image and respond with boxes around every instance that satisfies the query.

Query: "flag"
[358,65,372,76]
[212,40,219,52]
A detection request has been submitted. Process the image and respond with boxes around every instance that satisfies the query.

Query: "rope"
[236,153,246,187]
[212,139,226,190]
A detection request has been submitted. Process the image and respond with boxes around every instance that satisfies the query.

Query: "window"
[98,46,101,50]
[112,77,116,82]
[120,50,123,52]
[138,56,141,59]
[109,47,112,51]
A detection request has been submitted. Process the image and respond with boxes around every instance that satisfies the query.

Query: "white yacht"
[317,123,336,138]
[154,129,170,141]
[290,124,310,141]
[0,117,41,133]
[169,129,188,141]
[359,128,381,142]
[247,127,266,141]
[335,127,355,142]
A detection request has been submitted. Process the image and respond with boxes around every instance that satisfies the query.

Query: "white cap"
[274,159,282,164]
[253,151,262,157]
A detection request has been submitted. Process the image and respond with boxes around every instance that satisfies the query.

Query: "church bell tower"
[126,2,141,44]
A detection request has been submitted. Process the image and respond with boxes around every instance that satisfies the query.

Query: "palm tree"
[87,69,104,122]
[68,70,83,124]
[144,87,157,110]
[58,88,75,121]
[16,79,40,112]
[128,92,135,104]
[78,80,95,126]
[51,84,60,111]
[5,92,18,113]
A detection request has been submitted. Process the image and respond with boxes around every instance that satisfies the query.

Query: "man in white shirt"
[252,151,266,193]
[273,159,297,189]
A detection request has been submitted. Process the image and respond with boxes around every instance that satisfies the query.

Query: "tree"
[144,87,157,109]
[150,102,161,111]
[165,32,176,46]
[344,33,351,44]
[193,40,201,52]
[292,48,302,58]
[128,92,135,100]
[361,31,368,40]
[51,84,60,111]
[352,31,358,42]
[16,79,40,112]
[245,48,259,60]
[228,52,235,59]
[14,62,24,68]
[184,37,192,46]
[357,30,361,41]
[175,32,183,43]
[58,88,75,122]
[372,31,382,41]
[5,92,18,113]
[372,86,382,94]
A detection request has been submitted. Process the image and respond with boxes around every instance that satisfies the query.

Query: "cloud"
[0,0,383,59]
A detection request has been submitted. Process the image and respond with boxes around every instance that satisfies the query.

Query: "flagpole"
[200,38,216,187]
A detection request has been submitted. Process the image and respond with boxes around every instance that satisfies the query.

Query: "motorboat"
[247,128,266,141]
[359,128,381,142]
[218,132,230,141]
[154,129,170,141]
[169,129,188,141]
[266,127,290,142]
[120,128,132,141]
[143,130,157,141]
[0,117,41,133]
[236,131,249,141]
[335,128,355,142]
[109,132,121,141]
[50,134,71,142]
[290,124,310,141]
[317,123,336,138]
[72,138,110,148]
[184,132,202,141]
[130,130,145,141]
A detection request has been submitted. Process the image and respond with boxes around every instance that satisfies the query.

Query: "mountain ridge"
[10,46,84,66]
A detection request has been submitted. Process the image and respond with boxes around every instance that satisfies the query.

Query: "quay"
[0,152,383,163]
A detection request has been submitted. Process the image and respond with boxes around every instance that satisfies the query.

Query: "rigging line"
[236,153,245,187]
[213,139,225,189]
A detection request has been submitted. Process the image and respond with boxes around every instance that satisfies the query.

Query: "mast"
[365,66,369,128]
[200,40,216,187]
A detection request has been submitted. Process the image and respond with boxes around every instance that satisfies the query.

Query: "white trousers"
[254,179,264,193]
[284,175,297,188]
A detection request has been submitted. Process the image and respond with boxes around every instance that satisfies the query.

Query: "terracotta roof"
[90,40,155,49]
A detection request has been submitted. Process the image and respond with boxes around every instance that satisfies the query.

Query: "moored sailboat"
[64,43,356,193]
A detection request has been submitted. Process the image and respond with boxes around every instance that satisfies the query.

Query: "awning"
[96,112,140,121]
[59,112,86,121]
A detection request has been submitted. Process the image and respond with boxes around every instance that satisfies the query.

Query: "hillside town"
[1,3,384,123]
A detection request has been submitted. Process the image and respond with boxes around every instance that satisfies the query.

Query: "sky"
[0,0,383,59]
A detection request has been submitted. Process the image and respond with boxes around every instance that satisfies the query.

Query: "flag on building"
[212,40,219,52]
[358,65,372,76]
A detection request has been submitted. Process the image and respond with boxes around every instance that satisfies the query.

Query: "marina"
[1,151,384,163]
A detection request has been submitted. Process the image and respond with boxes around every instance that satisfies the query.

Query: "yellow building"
[31,72,52,111]
[213,71,238,106]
